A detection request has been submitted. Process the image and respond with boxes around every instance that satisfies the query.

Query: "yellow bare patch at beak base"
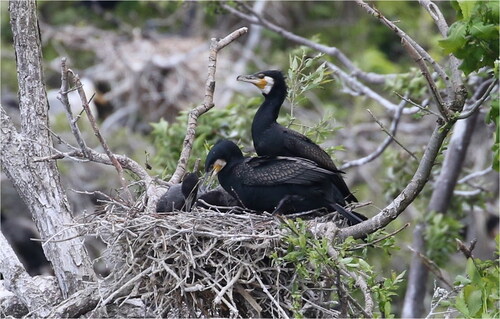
[210,159,226,178]
[255,79,267,89]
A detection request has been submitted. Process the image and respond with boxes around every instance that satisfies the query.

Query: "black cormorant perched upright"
[237,70,358,204]
[205,139,365,225]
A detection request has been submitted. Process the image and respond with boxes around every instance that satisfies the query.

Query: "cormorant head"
[205,139,244,177]
[237,70,286,96]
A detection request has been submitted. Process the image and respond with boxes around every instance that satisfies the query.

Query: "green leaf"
[464,286,483,317]
[439,22,467,54]
[466,259,481,284]
[469,22,498,40]
[458,0,476,20]
[455,290,471,317]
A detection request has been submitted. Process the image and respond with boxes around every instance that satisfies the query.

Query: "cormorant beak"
[237,74,268,90]
[210,159,227,179]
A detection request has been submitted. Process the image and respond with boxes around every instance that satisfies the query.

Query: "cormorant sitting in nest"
[237,70,358,204]
[205,139,365,225]
[156,172,199,212]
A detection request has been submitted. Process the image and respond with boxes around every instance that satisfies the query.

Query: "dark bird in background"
[237,70,358,204]
[1,215,51,275]
[196,186,241,209]
[156,172,200,212]
[205,139,365,225]
[156,172,239,212]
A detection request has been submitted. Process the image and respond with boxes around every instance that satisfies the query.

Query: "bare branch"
[341,98,407,169]
[458,79,498,119]
[418,0,449,37]
[0,231,56,317]
[169,27,248,184]
[57,57,90,157]
[355,0,451,90]
[326,61,420,114]
[367,109,418,161]
[70,71,134,203]
[223,2,395,84]
[457,167,494,184]
[401,38,449,118]
[336,120,453,240]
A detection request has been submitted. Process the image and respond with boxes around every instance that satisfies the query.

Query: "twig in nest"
[169,27,248,184]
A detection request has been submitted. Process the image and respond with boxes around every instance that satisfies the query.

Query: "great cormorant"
[205,139,365,225]
[237,70,358,203]
[156,172,199,212]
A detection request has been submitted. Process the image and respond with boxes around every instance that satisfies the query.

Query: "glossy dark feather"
[238,70,358,203]
[205,139,365,225]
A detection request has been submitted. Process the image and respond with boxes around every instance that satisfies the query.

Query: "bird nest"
[85,203,370,318]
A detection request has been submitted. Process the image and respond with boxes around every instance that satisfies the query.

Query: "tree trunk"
[402,107,480,318]
[3,0,95,299]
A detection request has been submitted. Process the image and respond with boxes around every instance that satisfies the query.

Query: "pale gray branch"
[223,2,396,84]
[326,62,420,114]
[341,98,406,169]
[0,231,56,317]
[169,27,248,184]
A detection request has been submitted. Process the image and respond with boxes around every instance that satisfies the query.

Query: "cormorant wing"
[282,127,342,172]
[240,156,334,186]
[282,127,358,203]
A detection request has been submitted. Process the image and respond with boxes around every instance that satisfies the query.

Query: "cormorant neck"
[253,83,287,133]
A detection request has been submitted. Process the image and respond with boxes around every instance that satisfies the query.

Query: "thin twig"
[367,109,418,160]
[349,223,410,251]
[57,57,90,157]
[407,246,453,289]
[458,79,498,119]
[355,0,451,90]
[394,92,442,119]
[69,70,134,203]
[400,38,449,119]
[169,27,248,184]
[341,98,407,169]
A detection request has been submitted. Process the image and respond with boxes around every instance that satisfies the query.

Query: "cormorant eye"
[258,73,265,79]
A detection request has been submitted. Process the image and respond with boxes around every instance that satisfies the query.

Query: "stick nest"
[86,204,364,318]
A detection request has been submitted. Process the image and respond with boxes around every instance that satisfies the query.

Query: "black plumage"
[156,172,199,212]
[205,139,365,225]
[196,186,240,208]
[237,70,358,203]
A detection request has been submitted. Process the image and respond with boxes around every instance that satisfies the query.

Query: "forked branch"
[169,27,248,184]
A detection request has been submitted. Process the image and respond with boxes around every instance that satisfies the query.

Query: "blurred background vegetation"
[1,1,498,317]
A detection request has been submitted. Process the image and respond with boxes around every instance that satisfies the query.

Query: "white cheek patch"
[262,76,275,94]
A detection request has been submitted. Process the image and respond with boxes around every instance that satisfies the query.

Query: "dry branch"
[222,1,396,85]
[169,27,248,184]
[0,231,55,317]
[5,0,95,300]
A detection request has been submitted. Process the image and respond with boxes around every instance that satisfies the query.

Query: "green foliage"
[271,219,406,318]
[486,91,499,171]
[370,270,407,318]
[287,48,332,117]
[439,1,499,75]
[149,98,258,178]
[424,211,464,266]
[452,249,500,318]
